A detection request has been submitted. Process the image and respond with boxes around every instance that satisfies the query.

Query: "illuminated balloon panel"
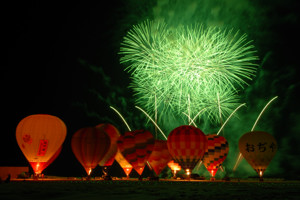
[148,140,172,176]
[96,123,120,166]
[167,125,207,171]
[118,130,155,175]
[16,114,67,174]
[202,134,229,177]
[71,127,111,175]
[239,131,277,177]
[114,150,133,177]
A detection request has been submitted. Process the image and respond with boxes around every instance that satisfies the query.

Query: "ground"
[0,179,299,200]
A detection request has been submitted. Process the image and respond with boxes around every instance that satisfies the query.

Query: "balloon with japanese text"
[202,134,229,177]
[239,131,277,177]
[117,130,154,175]
[71,127,111,176]
[167,125,207,172]
[16,114,67,174]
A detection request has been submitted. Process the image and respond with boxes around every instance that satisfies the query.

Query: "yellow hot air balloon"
[16,114,67,175]
[239,131,277,180]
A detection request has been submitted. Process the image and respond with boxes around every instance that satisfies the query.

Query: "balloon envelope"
[96,124,120,166]
[71,127,111,175]
[16,114,67,174]
[167,125,207,171]
[114,150,133,177]
[117,130,154,175]
[148,140,172,176]
[239,131,277,176]
[202,134,229,177]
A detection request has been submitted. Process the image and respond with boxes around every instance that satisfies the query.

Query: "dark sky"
[3,1,300,178]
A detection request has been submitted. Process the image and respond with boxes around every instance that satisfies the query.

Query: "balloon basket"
[210,177,216,181]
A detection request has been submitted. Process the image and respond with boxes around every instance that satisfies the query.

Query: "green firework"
[120,20,258,125]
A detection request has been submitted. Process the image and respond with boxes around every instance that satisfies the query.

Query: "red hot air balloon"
[16,114,67,175]
[202,134,229,178]
[239,131,277,179]
[117,130,154,176]
[148,140,172,176]
[97,124,120,167]
[71,127,111,176]
[167,125,207,174]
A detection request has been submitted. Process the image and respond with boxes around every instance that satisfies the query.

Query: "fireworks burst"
[120,20,258,125]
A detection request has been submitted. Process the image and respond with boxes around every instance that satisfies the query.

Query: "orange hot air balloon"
[167,125,207,173]
[148,140,172,176]
[97,124,120,167]
[16,114,67,175]
[239,131,277,178]
[117,130,155,175]
[115,150,133,177]
[71,127,111,176]
[202,134,229,178]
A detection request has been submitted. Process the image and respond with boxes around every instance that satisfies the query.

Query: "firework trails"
[120,20,258,125]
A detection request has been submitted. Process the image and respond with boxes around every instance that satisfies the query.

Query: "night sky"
[3,1,300,178]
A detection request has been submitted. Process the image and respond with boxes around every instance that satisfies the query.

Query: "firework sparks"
[120,20,258,126]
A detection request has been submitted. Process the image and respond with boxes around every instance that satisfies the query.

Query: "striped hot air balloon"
[148,140,172,176]
[167,125,207,173]
[239,131,277,179]
[117,130,154,176]
[202,134,229,178]
[71,127,111,176]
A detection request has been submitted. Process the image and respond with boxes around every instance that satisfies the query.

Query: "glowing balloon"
[71,127,111,176]
[239,131,277,177]
[114,150,133,177]
[96,124,120,166]
[167,125,207,172]
[117,130,155,175]
[16,114,67,174]
[202,134,229,177]
[148,140,172,176]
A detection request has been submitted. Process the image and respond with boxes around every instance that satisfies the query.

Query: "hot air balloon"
[167,125,207,175]
[114,150,133,178]
[239,131,277,180]
[148,140,172,176]
[16,114,67,176]
[97,123,120,166]
[202,134,229,179]
[96,124,120,178]
[167,160,181,178]
[71,127,111,177]
[117,130,154,177]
